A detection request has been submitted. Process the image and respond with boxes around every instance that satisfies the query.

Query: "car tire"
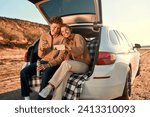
[136,63,141,76]
[119,68,131,100]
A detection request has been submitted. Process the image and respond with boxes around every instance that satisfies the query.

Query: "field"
[130,49,150,99]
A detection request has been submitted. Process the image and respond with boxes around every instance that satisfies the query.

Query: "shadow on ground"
[0,89,38,100]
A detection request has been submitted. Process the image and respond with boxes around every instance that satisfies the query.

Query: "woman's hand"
[65,43,71,50]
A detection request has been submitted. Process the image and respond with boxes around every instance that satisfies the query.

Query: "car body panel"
[80,62,129,99]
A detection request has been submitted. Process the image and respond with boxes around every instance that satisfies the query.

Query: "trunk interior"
[27,25,101,77]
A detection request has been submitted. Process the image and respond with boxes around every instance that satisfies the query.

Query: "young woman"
[39,24,91,99]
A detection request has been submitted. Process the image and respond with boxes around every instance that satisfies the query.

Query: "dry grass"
[0,17,49,49]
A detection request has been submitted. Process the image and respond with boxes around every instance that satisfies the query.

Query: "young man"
[20,16,66,100]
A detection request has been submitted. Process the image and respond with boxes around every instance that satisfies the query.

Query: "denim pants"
[20,61,59,97]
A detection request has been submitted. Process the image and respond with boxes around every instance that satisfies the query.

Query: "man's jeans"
[20,60,59,97]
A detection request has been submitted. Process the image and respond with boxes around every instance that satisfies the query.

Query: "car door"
[128,42,140,80]
[120,33,140,80]
[28,0,102,25]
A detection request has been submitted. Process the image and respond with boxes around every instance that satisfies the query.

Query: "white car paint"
[80,26,140,99]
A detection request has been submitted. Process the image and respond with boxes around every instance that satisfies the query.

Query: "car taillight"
[96,52,116,65]
[24,51,27,62]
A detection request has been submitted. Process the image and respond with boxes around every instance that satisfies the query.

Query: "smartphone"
[53,44,65,50]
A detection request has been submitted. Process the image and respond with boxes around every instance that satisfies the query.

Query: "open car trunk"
[27,24,101,77]
[26,25,101,99]
[26,0,102,99]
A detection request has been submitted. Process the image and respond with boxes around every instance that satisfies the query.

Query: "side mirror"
[134,43,141,48]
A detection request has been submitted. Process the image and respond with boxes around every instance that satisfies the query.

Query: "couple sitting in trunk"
[20,16,91,100]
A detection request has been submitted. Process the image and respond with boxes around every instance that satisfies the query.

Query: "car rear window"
[40,0,95,20]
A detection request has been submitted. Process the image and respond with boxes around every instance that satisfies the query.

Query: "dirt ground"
[130,48,150,100]
[0,48,25,94]
[0,48,150,99]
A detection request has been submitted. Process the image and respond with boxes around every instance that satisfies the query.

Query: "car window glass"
[109,30,119,45]
[40,0,95,20]
[114,30,123,43]
[121,32,133,48]
[115,30,129,48]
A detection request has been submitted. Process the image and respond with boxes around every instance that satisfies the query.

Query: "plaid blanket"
[29,39,98,99]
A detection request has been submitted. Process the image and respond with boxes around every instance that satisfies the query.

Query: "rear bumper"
[80,62,129,99]
[80,83,124,99]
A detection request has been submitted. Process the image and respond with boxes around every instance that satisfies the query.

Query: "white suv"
[24,0,141,99]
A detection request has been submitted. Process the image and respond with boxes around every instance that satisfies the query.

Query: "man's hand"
[42,40,49,49]
[37,63,49,71]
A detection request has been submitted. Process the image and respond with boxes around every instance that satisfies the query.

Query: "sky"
[0,0,150,46]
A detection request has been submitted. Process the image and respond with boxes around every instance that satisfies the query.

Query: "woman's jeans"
[20,61,59,97]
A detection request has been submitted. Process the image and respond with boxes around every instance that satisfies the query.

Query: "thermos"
[37,60,40,77]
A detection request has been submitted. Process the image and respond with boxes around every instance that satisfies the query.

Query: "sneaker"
[39,85,52,98]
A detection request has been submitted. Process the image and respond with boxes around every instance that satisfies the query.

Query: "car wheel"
[119,69,131,100]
